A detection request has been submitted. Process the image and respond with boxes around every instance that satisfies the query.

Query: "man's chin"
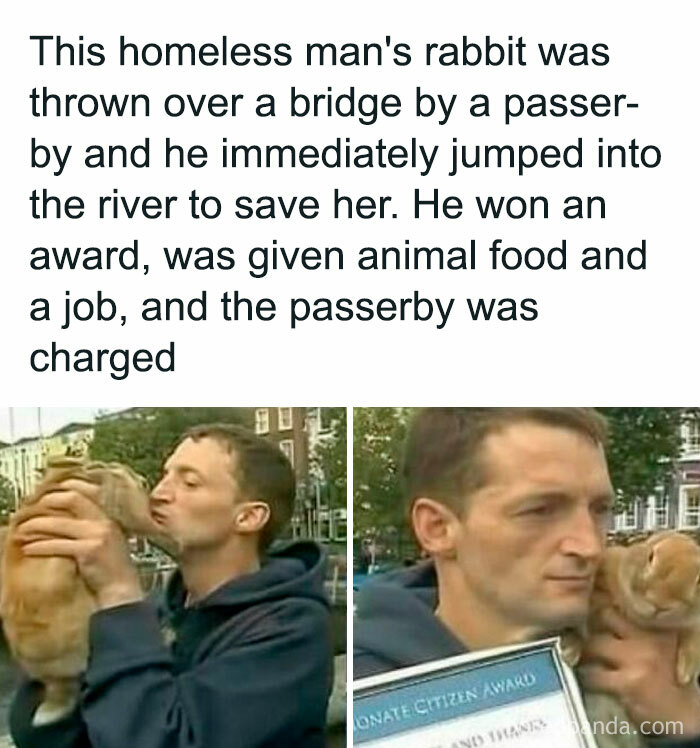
[520,600,589,636]
[148,528,181,558]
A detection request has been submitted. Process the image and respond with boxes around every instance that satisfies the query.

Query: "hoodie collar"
[355,561,466,672]
[164,540,328,614]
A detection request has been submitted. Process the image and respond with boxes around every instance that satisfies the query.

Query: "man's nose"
[150,477,173,503]
[559,509,604,563]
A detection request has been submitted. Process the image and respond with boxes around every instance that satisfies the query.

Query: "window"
[332,509,347,541]
[279,439,294,465]
[278,408,293,431]
[646,492,668,529]
[317,408,333,433]
[254,409,269,435]
[680,485,700,528]
[317,512,331,541]
[683,420,700,454]
[616,501,638,530]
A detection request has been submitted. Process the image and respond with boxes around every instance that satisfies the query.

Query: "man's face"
[452,422,614,633]
[150,437,239,553]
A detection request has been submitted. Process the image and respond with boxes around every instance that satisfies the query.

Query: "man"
[9,423,332,748]
[354,408,700,745]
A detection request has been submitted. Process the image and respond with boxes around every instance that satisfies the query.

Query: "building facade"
[613,417,700,537]
[0,423,94,507]
[254,407,346,544]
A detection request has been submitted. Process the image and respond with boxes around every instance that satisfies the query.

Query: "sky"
[0,408,123,443]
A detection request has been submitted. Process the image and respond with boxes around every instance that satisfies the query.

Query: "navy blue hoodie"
[10,541,332,748]
[354,562,700,748]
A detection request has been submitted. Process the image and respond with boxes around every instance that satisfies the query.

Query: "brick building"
[254,407,346,544]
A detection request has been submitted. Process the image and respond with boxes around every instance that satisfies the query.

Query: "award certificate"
[353,638,597,747]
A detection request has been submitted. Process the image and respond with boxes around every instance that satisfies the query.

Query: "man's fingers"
[10,503,57,526]
[13,516,95,542]
[20,538,85,559]
[41,478,100,500]
[580,632,624,669]
[578,663,623,695]
[595,605,636,639]
[34,488,105,520]
[11,482,103,528]
[11,502,74,528]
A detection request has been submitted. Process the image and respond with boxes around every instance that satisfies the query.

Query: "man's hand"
[11,480,144,610]
[579,605,700,739]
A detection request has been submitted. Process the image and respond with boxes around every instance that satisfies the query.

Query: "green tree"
[353,408,412,556]
[90,408,252,487]
[600,408,699,509]
[311,408,347,503]
[0,474,15,523]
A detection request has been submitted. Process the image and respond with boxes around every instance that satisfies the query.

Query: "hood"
[164,540,329,615]
[354,561,465,678]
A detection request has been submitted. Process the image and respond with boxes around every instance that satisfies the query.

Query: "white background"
[1,0,698,405]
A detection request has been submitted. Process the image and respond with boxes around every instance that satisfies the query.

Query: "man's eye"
[183,480,199,488]
[521,504,553,516]
[593,503,612,517]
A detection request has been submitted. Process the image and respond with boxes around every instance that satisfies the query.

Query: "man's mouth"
[149,507,169,524]
[546,575,592,588]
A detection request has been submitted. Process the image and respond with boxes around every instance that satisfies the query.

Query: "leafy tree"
[310,408,347,504]
[353,408,412,556]
[90,408,252,487]
[600,408,699,509]
[0,474,15,523]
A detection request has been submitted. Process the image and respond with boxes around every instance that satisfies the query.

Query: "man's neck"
[434,564,541,651]
[180,541,260,604]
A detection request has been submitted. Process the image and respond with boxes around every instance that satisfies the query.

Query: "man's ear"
[233,501,271,537]
[411,497,460,559]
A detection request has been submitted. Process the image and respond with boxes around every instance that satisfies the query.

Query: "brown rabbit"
[565,531,700,748]
[0,457,176,726]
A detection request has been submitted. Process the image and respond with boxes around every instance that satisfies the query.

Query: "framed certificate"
[353,638,597,747]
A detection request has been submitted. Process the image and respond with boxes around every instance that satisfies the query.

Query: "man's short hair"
[182,423,295,549]
[403,408,608,513]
